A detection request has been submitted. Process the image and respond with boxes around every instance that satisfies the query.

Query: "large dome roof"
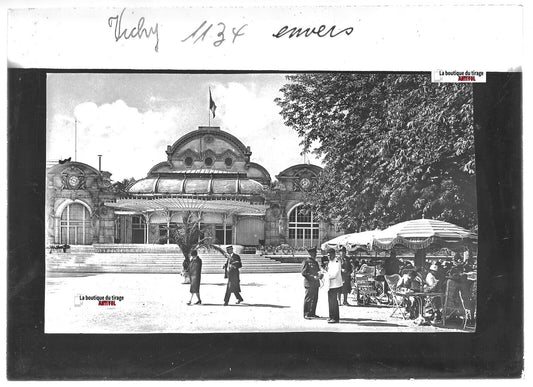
[128,175,264,195]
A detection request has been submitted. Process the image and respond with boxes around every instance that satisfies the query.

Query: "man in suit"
[223,245,244,305]
[301,246,322,319]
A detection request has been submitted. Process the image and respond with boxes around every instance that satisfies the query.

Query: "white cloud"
[47,80,323,182]
[48,100,182,180]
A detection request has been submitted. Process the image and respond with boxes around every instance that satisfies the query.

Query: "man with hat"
[222,245,244,306]
[301,246,322,319]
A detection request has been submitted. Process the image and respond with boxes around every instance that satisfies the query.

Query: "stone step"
[46,251,303,274]
[47,266,300,274]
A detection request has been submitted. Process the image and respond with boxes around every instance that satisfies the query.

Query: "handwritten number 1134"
[182,21,247,46]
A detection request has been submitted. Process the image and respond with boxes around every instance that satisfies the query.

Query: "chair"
[384,274,405,319]
[442,279,468,328]
[355,266,377,305]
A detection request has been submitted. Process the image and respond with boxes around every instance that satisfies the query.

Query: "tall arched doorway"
[288,204,319,248]
[60,202,92,245]
[131,215,146,244]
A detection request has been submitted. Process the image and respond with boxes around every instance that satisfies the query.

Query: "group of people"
[180,243,476,327]
[301,246,354,324]
[384,251,476,323]
[181,245,244,306]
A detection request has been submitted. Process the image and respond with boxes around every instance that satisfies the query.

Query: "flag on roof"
[209,87,217,118]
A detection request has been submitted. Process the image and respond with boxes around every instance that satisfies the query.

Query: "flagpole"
[75,119,77,161]
[208,87,211,127]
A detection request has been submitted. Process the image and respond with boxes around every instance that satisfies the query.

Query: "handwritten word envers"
[272,25,353,39]
[108,8,159,52]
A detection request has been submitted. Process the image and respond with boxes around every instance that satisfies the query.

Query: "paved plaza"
[45,272,466,333]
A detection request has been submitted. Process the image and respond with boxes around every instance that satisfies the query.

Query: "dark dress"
[340,257,352,293]
[189,257,202,293]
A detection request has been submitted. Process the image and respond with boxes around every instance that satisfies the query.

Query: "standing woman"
[187,250,202,305]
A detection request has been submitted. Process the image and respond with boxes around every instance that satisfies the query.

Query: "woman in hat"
[187,249,202,305]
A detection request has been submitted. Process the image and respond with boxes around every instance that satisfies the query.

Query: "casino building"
[46,126,340,249]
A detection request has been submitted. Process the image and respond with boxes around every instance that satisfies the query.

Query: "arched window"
[60,203,92,245]
[288,204,319,248]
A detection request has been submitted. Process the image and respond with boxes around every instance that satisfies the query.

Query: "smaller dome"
[128,178,158,193]
[239,179,263,194]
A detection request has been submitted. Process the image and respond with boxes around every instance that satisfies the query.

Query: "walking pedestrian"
[187,250,202,305]
[301,246,322,319]
[223,245,244,305]
[326,248,343,323]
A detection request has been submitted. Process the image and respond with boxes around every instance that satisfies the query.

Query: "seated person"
[400,260,415,275]
[424,263,444,292]
[446,253,475,314]
[397,270,423,292]
[396,270,423,319]
[424,263,444,322]
[376,251,401,298]
[357,260,369,273]
[383,251,401,275]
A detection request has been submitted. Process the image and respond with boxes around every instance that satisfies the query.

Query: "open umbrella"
[372,218,477,252]
[321,230,380,252]
[320,233,356,251]
[344,230,381,251]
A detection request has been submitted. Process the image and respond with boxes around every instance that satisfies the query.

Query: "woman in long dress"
[187,250,202,305]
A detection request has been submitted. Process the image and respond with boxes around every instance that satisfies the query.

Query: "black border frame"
[7,70,523,379]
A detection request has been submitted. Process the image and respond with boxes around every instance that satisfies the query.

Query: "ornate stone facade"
[46,126,341,248]
[46,161,116,245]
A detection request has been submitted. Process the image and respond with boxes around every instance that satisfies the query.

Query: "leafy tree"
[276,73,476,231]
[111,177,137,193]
[162,212,224,260]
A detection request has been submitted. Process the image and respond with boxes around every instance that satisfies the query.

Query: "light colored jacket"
[327,259,343,289]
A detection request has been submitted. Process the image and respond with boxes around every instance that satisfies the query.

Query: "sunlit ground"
[45,272,466,333]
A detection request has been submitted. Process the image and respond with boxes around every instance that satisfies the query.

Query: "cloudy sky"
[47,73,321,181]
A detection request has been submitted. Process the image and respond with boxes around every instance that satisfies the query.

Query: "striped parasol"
[372,218,477,251]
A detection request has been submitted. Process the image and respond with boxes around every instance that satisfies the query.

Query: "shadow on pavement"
[200,282,265,287]
[346,321,404,327]
[335,317,405,327]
